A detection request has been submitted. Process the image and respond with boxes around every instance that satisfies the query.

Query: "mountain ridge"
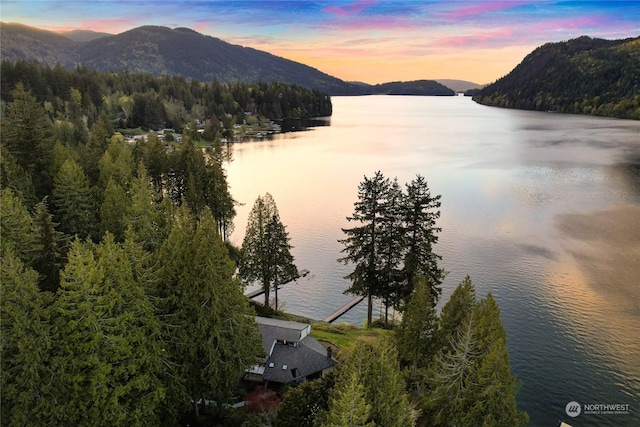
[60,29,112,42]
[0,22,453,96]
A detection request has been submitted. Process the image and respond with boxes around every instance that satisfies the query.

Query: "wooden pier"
[244,269,309,299]
[322,296,365,323]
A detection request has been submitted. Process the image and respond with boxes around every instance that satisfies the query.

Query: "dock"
[244,269,309,299]
[322,296,365,323]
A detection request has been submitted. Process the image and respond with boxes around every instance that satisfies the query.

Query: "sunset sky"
[3,1,639,84]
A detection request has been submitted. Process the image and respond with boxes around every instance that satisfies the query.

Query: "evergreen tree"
[167,139,207,213]
[239,193,298,310]
[359,340,415,427]
[205,159,236,240]
[437,275,476,354]
[50,140,81,181]
[319,358,374,427]
[424,313,479,426]
[379,177,404,323]
[0,145,37,209]
[465,294,529,426]
[31,198,65,292]
[276,373,335,427]
[97,138,135,192]
[401,174,443,304]
[125,163,172,251]
[45,236,165,427]
[398,275,439,389]
[81,111,114,185]
[0,187,40,265]
[100,178,129,242]
[51,158,97,241]
[0,251,51,427]
[154,206,263,419]
[423,277,528,426]
[339,171,390,327]
[135,133,168,193]
[2,82,53,198]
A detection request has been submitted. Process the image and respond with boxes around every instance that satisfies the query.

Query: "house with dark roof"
[245,317,337,385]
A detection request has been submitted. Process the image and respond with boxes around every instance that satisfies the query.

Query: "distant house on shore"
[245,317,337,386]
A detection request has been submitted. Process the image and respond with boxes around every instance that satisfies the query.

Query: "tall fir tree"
[398,275,439,392]
[1,251,51,427]
[437,275,476,354]
[97,138,135,192]
[239,193,298,310]
[100,178,129,242]
[135,133,167,193]
[154,206,263,419]
[0,145,37,209]
[0,188,40,266]
[380,178,405,324]
[45,236,165,427]
[82,111,114,185]
[2,83,54,198]
[465,294,528,426]
[51,158,97,241]
[423,277,528,426]
[401,174,443,304]
[125,163,173,252]
[359,340,416,427]
[31,198,65,292]
[339,171,390,327]
[319,357,374,427]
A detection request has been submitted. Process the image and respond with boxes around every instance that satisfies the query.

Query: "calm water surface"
[226,96,640,426]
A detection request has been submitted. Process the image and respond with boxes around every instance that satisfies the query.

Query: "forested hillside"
[473,36,640,119]
[1,60,332,135]
[0,22,362,95]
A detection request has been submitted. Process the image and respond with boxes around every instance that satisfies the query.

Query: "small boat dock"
[322,296,365,323]
[244,269,310,299]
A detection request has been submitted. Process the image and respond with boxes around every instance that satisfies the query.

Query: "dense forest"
[1,60,333,135]
[473,36,640,119]
[1,64,526,425]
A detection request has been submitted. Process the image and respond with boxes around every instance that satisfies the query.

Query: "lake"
[225,95,640,426]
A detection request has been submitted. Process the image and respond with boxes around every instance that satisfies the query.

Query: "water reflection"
[225,96,640,426]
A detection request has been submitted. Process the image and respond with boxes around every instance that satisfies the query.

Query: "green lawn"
[310,322,395,358]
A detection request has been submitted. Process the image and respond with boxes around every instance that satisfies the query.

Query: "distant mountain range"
[435,79,484,92]
[0,22,459,96]
[473,35,640,120]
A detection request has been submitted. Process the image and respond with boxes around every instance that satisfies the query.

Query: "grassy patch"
[310,322,395,357]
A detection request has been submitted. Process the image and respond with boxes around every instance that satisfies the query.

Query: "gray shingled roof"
[256,316,309,352]
[255,317,336,384]
[262,336,337,383]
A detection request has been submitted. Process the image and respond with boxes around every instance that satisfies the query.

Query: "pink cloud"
[323,0,377,16]
[436,28,517,49]
[75,18,140,34]
[530,15,600,33]
[446,1,523,19]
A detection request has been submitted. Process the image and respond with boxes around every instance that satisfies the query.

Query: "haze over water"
[226,95,640,426]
